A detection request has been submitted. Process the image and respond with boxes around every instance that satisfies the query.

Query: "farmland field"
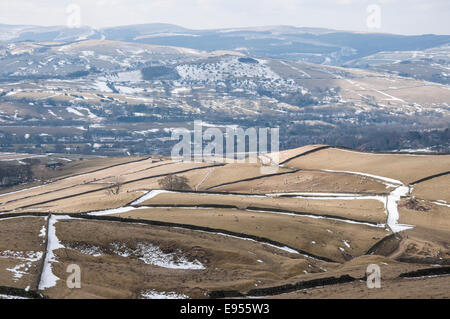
[0,146,448,299]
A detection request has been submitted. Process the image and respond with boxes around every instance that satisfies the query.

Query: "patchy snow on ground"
[172,87,191,95]
[434,200,450,208]
[2,251,43,281]
[47,109,63,120]
[141,290,188,299]
[137,243,204,270]
[116,85,145,95]
[66,243,103,257]
[109,70,143,83]
[0,250,42,260]
[176,57,280,82]
[75,107,101,120]
[343,240,351,248]
[93,80,113,92]
[0,294,28,299]
[134,128,160,135]
[66,107,84,117]
[110,242,204,270]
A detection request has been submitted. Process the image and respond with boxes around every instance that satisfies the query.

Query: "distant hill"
[1,23,449,65]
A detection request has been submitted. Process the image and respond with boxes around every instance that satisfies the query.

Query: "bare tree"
[158,174,192,191]
[105,176,124,196]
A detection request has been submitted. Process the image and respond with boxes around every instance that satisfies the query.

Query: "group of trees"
[0,163,33,187]
[105,174,191,197]
[158,175,191,191]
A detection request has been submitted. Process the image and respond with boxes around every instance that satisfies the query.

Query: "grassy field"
[411,174,450,203]
[211,169,391,194]
[283,147,450,184]
[138,192,387,224]
[0,216,46,289]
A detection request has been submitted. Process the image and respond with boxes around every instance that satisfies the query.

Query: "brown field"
[210,169,391,194]
[392,201,450,262]
[193,163,292,190]
[1,184,106,212]
[138,192,387,224]
[18,190,142,214]
[398,200,450,233]
[283,147,450,184]
[411,174,450,203]
[0,216,46,289]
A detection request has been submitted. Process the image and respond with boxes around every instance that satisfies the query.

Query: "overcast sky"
[0,0,449,35]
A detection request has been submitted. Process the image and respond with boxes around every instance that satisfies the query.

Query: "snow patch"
[130,190,174,206]
[38,215,72,290]
[386,186,414,233]
[141,290,188,299]
[110,242,205,270]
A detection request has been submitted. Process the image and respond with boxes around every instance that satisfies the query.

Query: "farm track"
[195,167,216,190]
